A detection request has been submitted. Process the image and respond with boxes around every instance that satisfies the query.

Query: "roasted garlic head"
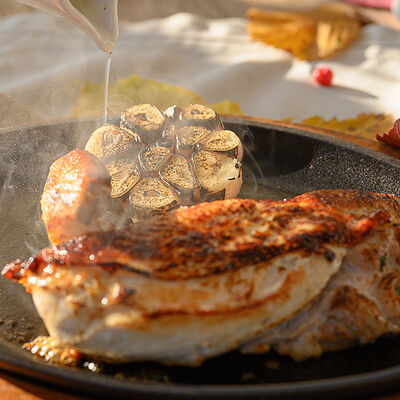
[85,104,243,220]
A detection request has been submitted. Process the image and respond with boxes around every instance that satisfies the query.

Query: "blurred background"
[0,0,335,20]
[0,0,399,142]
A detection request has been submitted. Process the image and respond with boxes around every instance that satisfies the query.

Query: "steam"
[0,11,269,260]
[107,93,136,118]
[23,203,48,256]
[239,126,264,199]
[4,118,268,259]
[0,155,48,261]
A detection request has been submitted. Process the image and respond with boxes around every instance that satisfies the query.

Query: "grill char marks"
[6,190,390,282]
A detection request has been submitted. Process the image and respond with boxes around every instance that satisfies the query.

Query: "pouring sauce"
[104,52,112,123]
[15,0,119,52]
[69,0,119,53]
[14,0,119,122]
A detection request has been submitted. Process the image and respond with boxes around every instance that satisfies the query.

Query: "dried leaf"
[71,74,242,118]
[302,113,395,141]
[377,119,400,148]
[211,100,243,116]
[248,20,317,60]
[247,3,364,60]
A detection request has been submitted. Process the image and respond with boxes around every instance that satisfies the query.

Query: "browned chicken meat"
[4,189,400,366]
[242,190,400,360]
[40,150,112,245]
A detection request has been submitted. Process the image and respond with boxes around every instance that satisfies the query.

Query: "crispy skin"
[5,193,387,281]
[2,190,396,365]
[295,189,400,221]
[241,190,400,360]
[40,150,111,245]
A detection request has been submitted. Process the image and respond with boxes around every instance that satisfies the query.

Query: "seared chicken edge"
[3,190,397,365]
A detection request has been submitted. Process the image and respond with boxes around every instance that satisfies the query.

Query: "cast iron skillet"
[0,118,400,400]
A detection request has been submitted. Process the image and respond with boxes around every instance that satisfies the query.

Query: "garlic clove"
[176,126,211,157]
[180,104,223,130]
[192,150,242,199]
[85,124,140,159]
[138,145,171,175]
[86,125,142,198]
[121,104,165,144]
[199,129,243,161]
[129,178,180,220]
[108,159,140,198]
[160,154,198,193]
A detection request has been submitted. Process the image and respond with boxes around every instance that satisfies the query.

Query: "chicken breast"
[243,190,400,360]
[40,150,112,245]
[3,190,392,365]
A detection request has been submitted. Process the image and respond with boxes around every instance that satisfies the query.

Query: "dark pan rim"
[1,337,400,400]
[223,116,400,171]
[1,117,400,399]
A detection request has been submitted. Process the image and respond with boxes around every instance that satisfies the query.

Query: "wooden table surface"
[0,1,400,398]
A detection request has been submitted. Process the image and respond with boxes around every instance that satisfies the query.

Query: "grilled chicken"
[4,189,400,366]
[242,190,400,360]
[40,150,112,245]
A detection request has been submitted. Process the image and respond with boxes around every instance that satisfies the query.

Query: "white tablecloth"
[0,11,399,123]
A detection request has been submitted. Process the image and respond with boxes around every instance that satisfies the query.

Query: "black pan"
[0,118,400,400]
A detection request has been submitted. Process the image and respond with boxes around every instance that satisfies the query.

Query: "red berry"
[312,66,333,87]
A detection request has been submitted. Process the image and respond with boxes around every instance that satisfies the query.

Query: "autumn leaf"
[377,119,400,148]
[71,74,243,118]
[302,113,395,141]
[247,3,366,60]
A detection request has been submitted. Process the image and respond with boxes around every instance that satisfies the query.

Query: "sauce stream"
[104,52,112,124]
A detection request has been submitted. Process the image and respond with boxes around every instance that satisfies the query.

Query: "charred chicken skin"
[4,188,400,365]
